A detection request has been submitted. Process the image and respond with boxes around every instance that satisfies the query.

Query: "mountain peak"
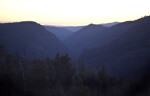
[0,22,68,58]
[88,23,95,26]
[1,21,39,25]
[87,23,104,28]
[19,21,38,24]
[15,21,41,26]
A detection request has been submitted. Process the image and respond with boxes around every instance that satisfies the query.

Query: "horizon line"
[0,15,149,26]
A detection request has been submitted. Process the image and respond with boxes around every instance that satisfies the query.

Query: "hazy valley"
[0,16,150,96]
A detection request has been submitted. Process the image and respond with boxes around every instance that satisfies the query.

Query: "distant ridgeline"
[79,16,150,78]
[0,16,150,79]
[44,25,74,41]
[62,16,150,78]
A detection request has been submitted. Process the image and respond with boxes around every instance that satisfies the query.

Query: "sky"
[0,0,150,26]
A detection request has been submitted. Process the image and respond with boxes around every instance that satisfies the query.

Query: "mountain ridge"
[0,21,68,58]
[63,24,107,58]
[80,16,150,78]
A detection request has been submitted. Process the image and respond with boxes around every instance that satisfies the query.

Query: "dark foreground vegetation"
[0,45,150,96]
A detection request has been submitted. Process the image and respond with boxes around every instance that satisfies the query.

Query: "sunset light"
[0,0,150,25]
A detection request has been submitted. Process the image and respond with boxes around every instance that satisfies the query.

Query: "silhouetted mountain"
[80,16,150,78]
[59,22,119,32]
[63,24,107,58]
[64,21,136,59]
[101,22,119,27]
[44,26,73,41]
[0,21,68,58]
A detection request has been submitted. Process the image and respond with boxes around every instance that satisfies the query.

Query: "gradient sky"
[0,0,150,26]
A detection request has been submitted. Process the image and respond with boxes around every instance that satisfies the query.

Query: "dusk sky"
[0,0,150,26]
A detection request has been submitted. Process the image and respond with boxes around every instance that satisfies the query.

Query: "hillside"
[0,21,68,58]
[63,24,107,57]
[80,16,150,78]
[64,21,136,58]
[44,26,73,41]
